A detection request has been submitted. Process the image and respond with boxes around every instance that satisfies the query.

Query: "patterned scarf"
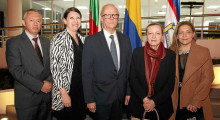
[144,42,166,97]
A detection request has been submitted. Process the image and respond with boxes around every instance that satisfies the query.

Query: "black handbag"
[142,108,159,120]
[175,107,204,120]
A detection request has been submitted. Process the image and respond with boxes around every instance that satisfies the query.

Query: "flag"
[89,0,99,35]
[123,0,142,51]
[164,0,180,48]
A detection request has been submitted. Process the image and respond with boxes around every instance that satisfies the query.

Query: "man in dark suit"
[82,4,132,120]
[6,9,52,120]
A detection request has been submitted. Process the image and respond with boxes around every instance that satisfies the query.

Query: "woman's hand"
[143,97,150,103]
[187,104,197,112]
[59,88,71,107]
[143,97,155,112]
[61,93,71,107]
[125,96,130,105]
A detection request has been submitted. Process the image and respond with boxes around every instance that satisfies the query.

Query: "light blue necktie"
[109,35,118,71]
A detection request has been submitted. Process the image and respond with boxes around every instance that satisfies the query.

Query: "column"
[7,0,22,37]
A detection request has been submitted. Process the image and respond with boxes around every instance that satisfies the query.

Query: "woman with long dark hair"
[50,7,86,120]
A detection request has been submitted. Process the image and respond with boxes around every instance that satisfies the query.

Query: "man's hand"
[87,102,96,113]
[41,80,52,93]
[125,96,130,105]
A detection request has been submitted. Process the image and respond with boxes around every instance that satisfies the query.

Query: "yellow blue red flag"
[123,0,142,51]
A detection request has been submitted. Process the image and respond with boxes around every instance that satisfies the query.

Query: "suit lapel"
[21,32,40,60]
[21,32,44,67]
[39,36,47,66]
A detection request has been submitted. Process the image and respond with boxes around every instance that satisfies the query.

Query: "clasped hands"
[143,97,155,112]
[41,80,52,94]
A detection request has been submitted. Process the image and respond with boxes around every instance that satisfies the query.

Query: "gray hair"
[100,4,119,16]
[23,9,42,20]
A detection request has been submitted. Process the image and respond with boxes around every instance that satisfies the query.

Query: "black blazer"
[82,30,132,105]
[6,31,52,109]
[128,47,176,119]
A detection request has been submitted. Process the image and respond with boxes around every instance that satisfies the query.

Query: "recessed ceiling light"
[42,8,51,10]
[33,2,47,7]
[207,5,220,9]
[158,11,166,14]
[76,6,88,10]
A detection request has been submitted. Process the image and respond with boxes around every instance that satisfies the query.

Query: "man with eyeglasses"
[82,3,132,120]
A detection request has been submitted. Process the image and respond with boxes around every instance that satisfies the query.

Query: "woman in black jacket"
[128,23,176,120]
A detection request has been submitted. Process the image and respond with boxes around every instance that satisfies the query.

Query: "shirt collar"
[103,29,116,39]
[25,30,39,40]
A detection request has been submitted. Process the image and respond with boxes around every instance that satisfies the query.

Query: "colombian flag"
[89,0,99,35]
[164,0,180,48]
[123,0,142,51]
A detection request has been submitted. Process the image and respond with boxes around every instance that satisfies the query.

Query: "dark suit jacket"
[6,31,52,109]
[128,47,176,119]
[82,30,132,105]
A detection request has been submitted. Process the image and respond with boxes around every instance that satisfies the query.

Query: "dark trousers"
[95,99,123,120]
[53,106,86,120]
[16,101,51,120]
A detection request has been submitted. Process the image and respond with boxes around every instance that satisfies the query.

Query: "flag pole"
[98,0,101,32]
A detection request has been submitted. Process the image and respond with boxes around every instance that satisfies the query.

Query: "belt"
[179,82,182,88]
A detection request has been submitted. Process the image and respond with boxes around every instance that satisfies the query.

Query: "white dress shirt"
[103,29,120,70]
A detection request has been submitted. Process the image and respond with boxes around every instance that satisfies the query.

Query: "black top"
[72,36,83,76]
[128,47,176,119]
[69,35,86,118]
[69,35,84,95]
[178,54,188,109]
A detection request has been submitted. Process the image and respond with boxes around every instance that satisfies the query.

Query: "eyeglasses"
[102,14,119,19]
